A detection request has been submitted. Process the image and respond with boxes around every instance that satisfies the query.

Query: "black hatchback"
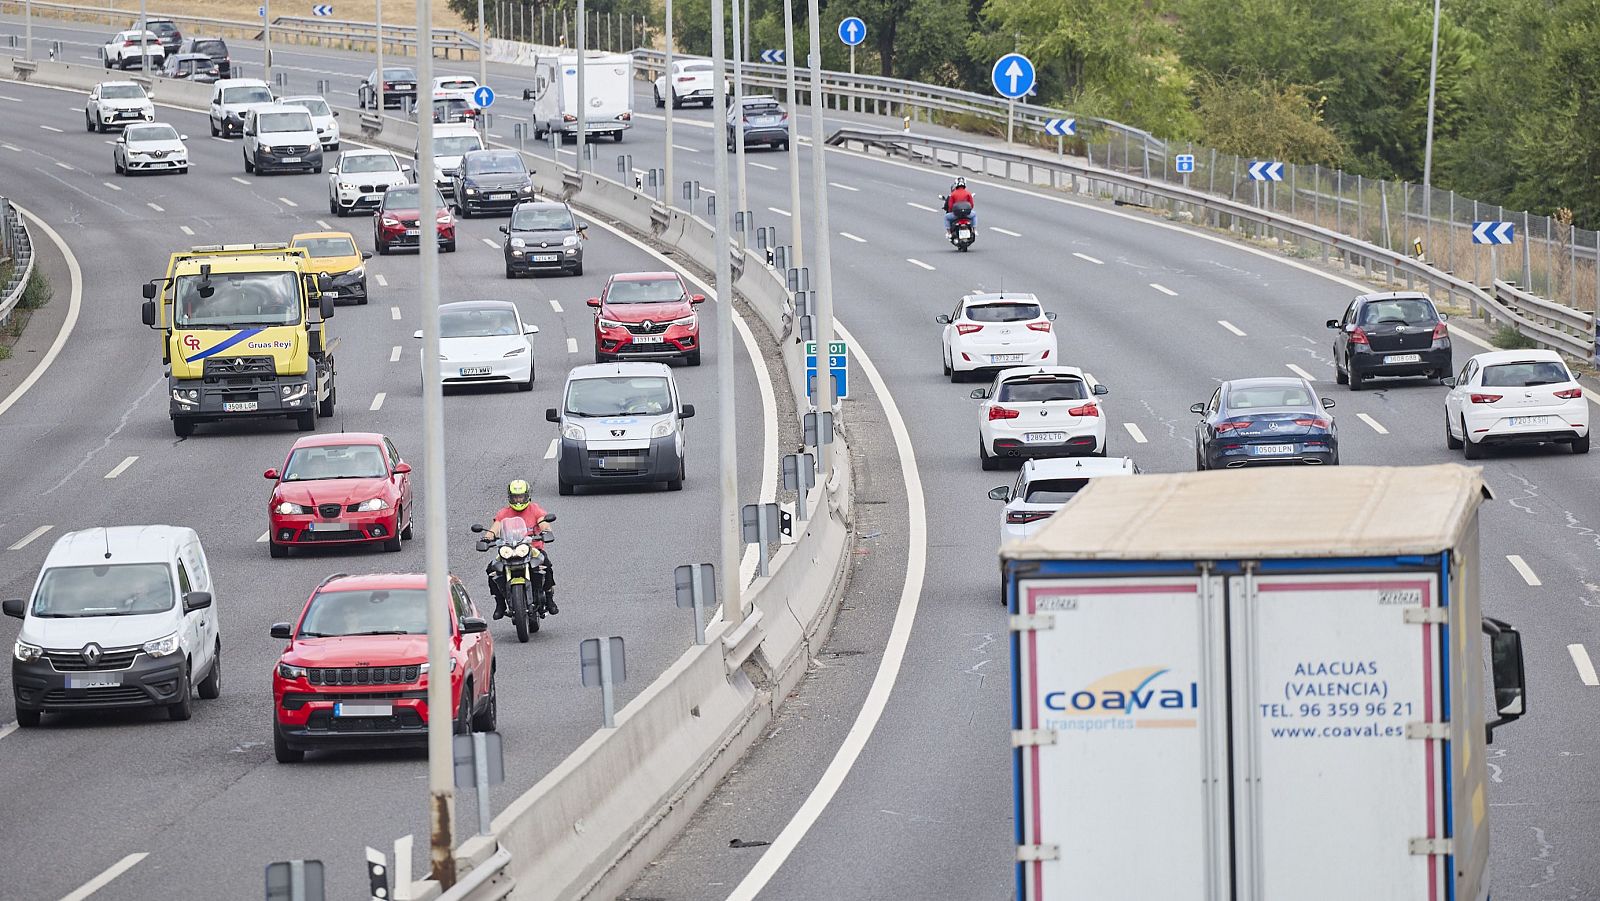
[452,149,534,217]
[178,36,230,78]
[1193,378,1339,469]
[501,201,586,277]
[1327,291,1452,390]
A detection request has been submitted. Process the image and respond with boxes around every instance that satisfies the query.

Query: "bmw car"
[1193,378,1338,469]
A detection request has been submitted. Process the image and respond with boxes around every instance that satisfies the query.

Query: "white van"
[4,526,221,727]
[242,104,323,174]
[416,122,484,188]
[523,52,633,143]
[545,361,694,495]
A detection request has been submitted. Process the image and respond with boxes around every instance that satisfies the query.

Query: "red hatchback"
[265,432,415,557]
[270,572,496,762]
[589,271,706,366]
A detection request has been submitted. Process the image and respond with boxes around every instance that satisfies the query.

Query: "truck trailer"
[521,51,633,142]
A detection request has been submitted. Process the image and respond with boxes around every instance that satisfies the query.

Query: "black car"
[1193,378,1339,469]
[178,37,231,78]
[1327,291,1452,390]
[453,149,534,218]
[359,66,419,110]
[501,201,586,278]
[137,18,182,52]
[726,95,789,151]
[163,52,218,83]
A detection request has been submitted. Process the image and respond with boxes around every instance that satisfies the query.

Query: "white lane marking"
[544,438,558,459]
[750,161,778,171]
[0,144,20,152]
[1072,252,1104,265]
[481,237,498,248]
[146,202,164,213]
[231,176,250,185]
[838,231,866,243]
[103,140,117,146]
[390,346,402,363]
[102,181,122,191]
[671,143,700,153]
[6,525,51,552]
[257,531,269,543]
[55,161,73,170]
[316,219,332,229]
[1286,363,1317,382]
[179,225,194,236]
[60,853,149,901]
[278,197,298,208]
[549,299,563,313]
[1123,423,1148,444]
[726,321,927,900]
[0,96,20,103]
[767,206,791,217]
[104,456,138,479]
[370,392,386,411]
[1357,412,1390,435]
[989,226,1021,237]
[565,337,578,354]
[1507,555,1541,587]
[1569,644,1599,686]
[0,206,82,422]
[1150,283,1177,296]
[1218,320,1247,337]
[391,306,402,320]
[375,274,388,287]
[905,201,939,212]
[211,136,231,144]
[906,258,935,271]
[828,181,858,192]
[39,124,63,133]
[0,721,16,742]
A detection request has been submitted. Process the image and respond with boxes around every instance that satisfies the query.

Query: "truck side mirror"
[1,598,23,619]
[182,591,213,612]
[320,292,335,319]
[680,404,695,419]
[142,282,158,300]
[1483,616,1526,743]
[141,299,156,327]
[545,408,559,422]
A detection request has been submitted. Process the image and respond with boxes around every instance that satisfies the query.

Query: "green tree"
[1192,74,1346,164]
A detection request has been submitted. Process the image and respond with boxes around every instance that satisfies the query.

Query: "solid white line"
[750,161,778,171]
[6,525,52,552]
[1149,283,1177,296]
[828,181,858,192]
[838,232,866,243]
[375,274,389,287]
[102,181,122,191]
[565,337,578,354]
[0,205,83,422]
[1123,423,1148,444]
[1286,363,1317,382]
[1072,252,1104,265]
[0,144,20,152]
[906,258,935,271]
[278,197,298,208]
[767,206,791,217]
[989,226,1021,237]
[1569,644,1598,686]
[40,124,62,133]
[905,201,939,213]
[544,438,558,459]
[316,219,332,229]
[60,853,149,901]
[672,143,700,153]
[257,531,269,543]
[726,321,928,900]
[178,225,194,236]
[391,306,402,320]
[1218,320,1247,337]
[1507,555,1541,587]
[0,721,15,741]
[231,176,250,185]
[146,202,164,213]
[549,299,563,313]
[390,345,402,363]
[370,392,386,411]
[1356,412,1390,435]
[104,456,138,479]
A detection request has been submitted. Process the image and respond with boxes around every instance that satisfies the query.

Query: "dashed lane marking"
[61,853,149,901]
[316,219,332,229]
[828,182,857,192]
[146,202,164,213]
[565,337,579,354]
[391,306,402,320]
[179,225,193,235]
[1123,423,1148,444]
[1569,644,1598,686]
[231,176,250,185]
[671,143,700,153]
[839,232,865,243]
[55,161,73,170]
[102,181,122,191]
[390,346,401,363]
[907,258,935,271]
[1150,283,1177,296]
[1508,555,1541,587]
[375,274,388,287]
[39,124,62,133]
[905,201,939,213]
[549,299,563,312]
[1357,412,1390,435]
[257,531,269,543]
[544,438,558,459]
[1218,320,1246,337]
[104,456,138,479]
[481,238,498,248]
[767,206,791,217]
[1072,252,1104,265]
[370,392,386,411]
[7,525,52,551]
[989,227,1021,237]
[750,161,778,171]
[278,197,298,207]
[1286,363,1317,381]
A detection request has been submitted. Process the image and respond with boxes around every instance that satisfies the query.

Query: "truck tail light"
[1470,393,1503,404]
[1067,404,1099,418]
[956,323,983,335]
[988,406,1019,421]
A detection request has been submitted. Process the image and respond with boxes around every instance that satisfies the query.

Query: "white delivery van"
[522,51,633,143]
[545,361,694,495]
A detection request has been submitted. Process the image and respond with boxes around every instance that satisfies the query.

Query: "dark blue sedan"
[1192,377,1339,469]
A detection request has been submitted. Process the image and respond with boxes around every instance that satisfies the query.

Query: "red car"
[374,183,456,255]
[265,432,415,558]
[270,572,496,762]
[588,271,706,366]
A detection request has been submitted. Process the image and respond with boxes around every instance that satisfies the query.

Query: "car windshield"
[438,78,477,90]
[174,271,300,327]
[382,186,446,209]
[286,97,331,116]
[294,236,356,258]
[999,377,1087,402]
[1023,478,1092,505]
[31,563,173,618]
[193,41,225,56]
[102,84,146,99]
[1481,361,1572,387]
[382,68,416,81]
[147,21,178,34]
[1228,385,1314,409]
[1360,298,1437,326]
[441,308,519,338]
[222,85,272,104]
[465,152,522,175]
[966,302,1040,323]
[299,588,428,637]
[511,206,574,230]
[565,376,673,417]
[433,135,482,156]
[682,63,712,73]
[605,278,684,304]
[126,124,178,142]
[282,443,388,481]
[341,153,399,173]
[259,111,312,133]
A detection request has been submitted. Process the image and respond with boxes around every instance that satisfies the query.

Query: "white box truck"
[521,51,633,143]
[1000,464,1527,901]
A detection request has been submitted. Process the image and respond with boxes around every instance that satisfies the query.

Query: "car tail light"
[1293,417,1330,429]
[1027,321,1051,332]
[1470,393,1503,404]
[619,111,631,121]
[1042,349,1050,359]
[123,39,137,46]
[563,114,577,122]
[1431,321,1448,340]
[956,323,983,335]
[1006,510,1051,525]
[988,406,1019,421]
[1067,403,1099,418]
[1348,326,1369,345]
[1214,420,1251,432]
[1555,387,1584,399]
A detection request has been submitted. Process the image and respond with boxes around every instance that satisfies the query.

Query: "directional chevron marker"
[1472,221,1515,245]
[1043,118,1075,136]
[760,49,784,64]
[311,3,334,15]
[1247,160,1284,182]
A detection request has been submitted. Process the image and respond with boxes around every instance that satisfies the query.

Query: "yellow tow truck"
[140,243,337,438]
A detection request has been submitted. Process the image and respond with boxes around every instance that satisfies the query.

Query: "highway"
[0,13,1597,901]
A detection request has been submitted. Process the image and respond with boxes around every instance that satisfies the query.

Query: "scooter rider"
[485,479,557,619]
[943,177,976,237]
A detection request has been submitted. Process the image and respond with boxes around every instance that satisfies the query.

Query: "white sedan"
[937,292,1058,382]
[970,366,1109,470]
[1444,348,1589,457]
[113,122,188,175]
[280,95,341,150]
[418,300,538,391]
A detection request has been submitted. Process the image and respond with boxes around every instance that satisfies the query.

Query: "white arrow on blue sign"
[1043,118,1075,137]
[759,49,785,64]
[1247,160,1284,182]
[1472,221,1515,245]
[837,17,866,47]
[991,53,1036,100]
[1175,153,1195,174]
[472,85,495,108]
[311,3,334,15]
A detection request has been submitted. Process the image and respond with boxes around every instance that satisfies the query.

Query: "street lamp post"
[1421,0,1442,240]
[576,0,587,171]
[709,0,742,629]
[782,0,802,266]
[139,0,148,77]
[664,0,675,208]
[731,0,748,242]
[805,0,835,481]
[376,0,385,112]
[263,0,273,87]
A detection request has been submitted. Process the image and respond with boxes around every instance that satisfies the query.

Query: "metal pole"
[1421,0,1442,232]
[263,0,273,87]
[1522,210,1532,287]
[806,0,835,484]
[472,733,491,836]
[732,0,749,244]
[689,569,706,645]
[743,0,750,71]
[376,0,385,112]
[416,0,455,889]
[782,0,803,267]
[1006,97,1014,145]
[139,0,148,77]
[664,0,674,209]
[23,0,30,62]
[598,640,615,728]
[576,0,587,171]
[756,508,770,577]
[711,0,743,629]
[478,0,487,93]
[849,44,854,75]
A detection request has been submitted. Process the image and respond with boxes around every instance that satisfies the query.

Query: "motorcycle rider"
[484,479,557,619]
[943,177,976,237]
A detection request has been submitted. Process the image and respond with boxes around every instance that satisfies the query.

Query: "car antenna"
[102,527,113,560]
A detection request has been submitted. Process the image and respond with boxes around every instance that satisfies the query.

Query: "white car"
[417,123,484,188]
[418,300,538,391]
[990,456,1140,546]
[652,58,729,108]
[548,362,693,495]
[102,29,164,70]
[1444,348,1589,457]
[113,122,188,175]
[970,365,1109,470]
[327,148,413,217]
[208,77,274,137]
[432,74,480,98]
[84,80,154,133]
[937,292,1058,382]
[279,95,340,150]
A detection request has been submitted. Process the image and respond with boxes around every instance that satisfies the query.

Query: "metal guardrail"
[0,197,35,331]
[826,127,1594,362]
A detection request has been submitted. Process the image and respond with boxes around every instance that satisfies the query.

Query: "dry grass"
[17,0,466,33]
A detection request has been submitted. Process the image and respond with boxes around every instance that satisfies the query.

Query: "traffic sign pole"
[849,44,854,75]
[663,0,674,210]
[1007,97,1014,145]
[262,0,272,88]
[375,0,384,113]
[477,0,487,111]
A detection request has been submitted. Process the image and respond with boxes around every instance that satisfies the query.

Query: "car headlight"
[353,498,390,512]
[502,346,527,358]
[13,639,42,663]
[275,501,310,515]
[563,423,585,441]
[509,237,525,248]
[513,544,531,558]
[518,184,534,194]
[563,234,580,247]
[436,212,452,223]
[598,317,623,329]
[651,420,674,439]
[465,187,479,195]
[280,382,308,402]
[498,545,516,560]
[381,216,402,227]
[419,658,456,675]
[142,632,181,658]
[668,313,697,328]
[347,266,364,279]
[277,662,309,680]
[259,144,275,153]
[172,388,199,406]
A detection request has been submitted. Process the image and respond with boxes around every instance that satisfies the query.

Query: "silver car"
[113,122,189,176]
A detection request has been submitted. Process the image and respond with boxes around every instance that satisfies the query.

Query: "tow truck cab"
[141,243,337,438]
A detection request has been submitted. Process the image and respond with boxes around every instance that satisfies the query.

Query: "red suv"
[588,271,706,366]
[265,432,415,558]
[270,572,496,762]
[374,184,456,255]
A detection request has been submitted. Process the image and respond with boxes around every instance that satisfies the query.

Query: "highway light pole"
[782,0,802,265]
[730,0,748,245]
[263,0,273,88]
[1421,0,1442,233]
[664,0,674,208]
[478,0,487,93]
[804,0,835,481]
[710,0,742,628]
[376,0,385,112]
[416,0,457,890]
[22,0,29,62]
[576,0,586,171]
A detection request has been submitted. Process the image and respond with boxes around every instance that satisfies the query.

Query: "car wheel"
[1348,364,1365,391]
[312,163,322,174]
[687,349,702,366]
[453,683,472,734]
[273,726,304,763]
[518,367,534,391]
[14,707,40,728]
[401,514,415,539]
[114,156,123,175]
[979,438,1001,471]
[1195,447,1208,471]
[95,115,106,134]
[1462,418,1484,459]
[84,113,94,133]
[295,411,315,431]
[505,262,519,279]
[269,540,288,558]
[654,87,664,108]
[244,153,255,174]
[558,479,574,496]
[1335,361,1348,385]
[571,262,583,276]
[197,641,222,700]
[1444,411,1462,449]
[377,239,390,255]
[457,202,472,219]
[318,384,336,417]
[329,195,339,216]
[383,521,402,552]
[167,663,194,721]
[942,350,952,377]
[173,418,194,438]
[210,119,219,137]
[471,669,498,732]
[444,240,457,253]
[667,457,685,491]
[178,167,188,175]
[1574,433,1591,454]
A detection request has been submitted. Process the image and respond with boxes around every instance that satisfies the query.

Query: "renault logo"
[642,320,655,330]
[81,643,103,666]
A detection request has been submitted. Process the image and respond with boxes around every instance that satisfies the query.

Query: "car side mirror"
[587,297,601,308]
[142,282,158,300]
[1190,402,1206,414]
[1441,376,1457,387]
[1439,312,1448,322]
[525,326,540,334]
[361,251,372,260]
[1092,384,1109,396]
[264,468,279,480]
[1321,397,1336,409]
[1325,319,1340,329]
[935,314,951,324]
[1,598,23,619]
[332,110,340,118]
[1484,616,1526,743]
[690,293,706,304]
[179,134,188,141]
[460,616,488,634]
[413,329,424,339]
[969,388,989,399]
[680,404,696,419]
[182,591,213,612]
[270,622,293,640]
[987,486,1010,502]
[498,225,509,235]
[545,407,560,422]
[393,462,411,474]
[402,164,414,173]
[1045,312,1057,321]
[141,299,156,327]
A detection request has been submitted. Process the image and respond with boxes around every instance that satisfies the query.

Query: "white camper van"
[521,52,633,143]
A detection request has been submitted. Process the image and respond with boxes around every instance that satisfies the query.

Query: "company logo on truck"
[1041,666,1199,733]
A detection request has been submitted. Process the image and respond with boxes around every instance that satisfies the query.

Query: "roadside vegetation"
[0,269,54,362]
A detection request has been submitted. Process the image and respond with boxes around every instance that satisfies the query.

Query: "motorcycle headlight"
[651,420,674,439]
[563,423,585,441]
[275,501,309,515]
[280,382,308,402]
[510,237,525,248]
[563,234,580,246]
[498,545,516,560]
[277,662,309,680]
[142,632,181,658]
[13,639,43,663]
[353,498,390,512]
[513,544,531,558]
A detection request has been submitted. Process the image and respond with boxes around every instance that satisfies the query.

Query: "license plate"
[491,193,512,200]
[394,83,414,90]
[322,290,338,298]
[1384,353,1421,364]
[309,521,348,532]
[632,335,666,344]
[459,366,492,376]
[957,228,973,240]
[1024,432,1068,444]
[991,354,1024,363]
[334,703,393,717]
[1254,444,1295,455]
[222,401,258,412]
[1509,416,1553,426]
[362,193,382,201]
[281,156,301,163]
[67,673,122,689]
[405,228,420,236]
[533,254,559,262]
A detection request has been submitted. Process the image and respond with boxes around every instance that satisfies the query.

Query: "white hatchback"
[937,292,1058,382]
[990,456,1140,546]
[417,300,538,392]
[1443,349,1589,457]
[970,365,1109,469]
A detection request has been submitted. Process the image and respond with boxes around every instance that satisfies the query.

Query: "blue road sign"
[991,53,1036,100]
[258,5,266,17]
[1472,221,1515,245]
[837,17,865,47]
[1043,118,1075,137]
[1247,160,1284,182]
[311,3,334,15]
[1175,153,1196,173]
[472,85,495,108]
[805,340,849,401]
[759,49,785,64]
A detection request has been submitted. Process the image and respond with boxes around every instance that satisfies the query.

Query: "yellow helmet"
[507,479,531,511]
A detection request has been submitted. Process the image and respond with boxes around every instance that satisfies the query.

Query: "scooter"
[472,514,557,643]
[942,195,976,251]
